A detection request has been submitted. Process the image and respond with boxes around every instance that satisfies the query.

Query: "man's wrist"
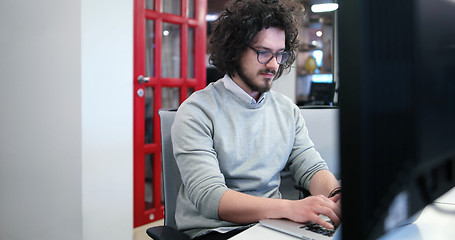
[328,187,342,198]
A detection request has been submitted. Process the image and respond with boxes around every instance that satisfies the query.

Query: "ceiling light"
[206,14,219,22]
[311,3,339,13]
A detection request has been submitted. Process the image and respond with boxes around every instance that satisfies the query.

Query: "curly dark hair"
[208,0,302,79]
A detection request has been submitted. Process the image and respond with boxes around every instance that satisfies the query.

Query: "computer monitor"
[338,0,455,239]
[308,82,336,105]
[296,74,336,106]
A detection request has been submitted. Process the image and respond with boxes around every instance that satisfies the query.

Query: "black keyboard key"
[299,220,339,237]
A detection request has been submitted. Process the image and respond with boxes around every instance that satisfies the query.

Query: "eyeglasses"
[248,46,290,65]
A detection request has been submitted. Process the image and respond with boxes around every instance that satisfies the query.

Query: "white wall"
[0,0,133,239]
[300,108,340,178]
[81,0,133,239]
[272,62,297,103]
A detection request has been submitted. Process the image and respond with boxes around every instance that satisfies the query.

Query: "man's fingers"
[330,193,341,203]
[317,206,340,226]
[311,215,335,229]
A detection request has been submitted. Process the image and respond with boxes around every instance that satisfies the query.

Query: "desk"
[379,187,455,240]
[229,187,455,240]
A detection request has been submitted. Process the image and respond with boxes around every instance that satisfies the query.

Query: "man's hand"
[284,194,341,229]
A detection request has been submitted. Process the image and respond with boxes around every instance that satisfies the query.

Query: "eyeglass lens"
[258,51,289,64]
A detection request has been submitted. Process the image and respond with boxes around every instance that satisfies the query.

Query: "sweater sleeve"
[171,101,228,220]
[287,105,329,190]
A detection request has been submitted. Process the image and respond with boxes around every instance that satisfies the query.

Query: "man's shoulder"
[176,81,228,116]
[264,90,301,121]
[182,81,226,105]
[268,90,298,108]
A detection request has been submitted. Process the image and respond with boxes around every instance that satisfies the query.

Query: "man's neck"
[230,75,261,101]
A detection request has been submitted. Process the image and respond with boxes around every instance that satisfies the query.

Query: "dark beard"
[236,65,276,93]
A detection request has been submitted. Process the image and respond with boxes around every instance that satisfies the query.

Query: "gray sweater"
[171,77,328,238]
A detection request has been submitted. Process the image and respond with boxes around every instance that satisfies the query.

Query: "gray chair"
[146,109,190,240]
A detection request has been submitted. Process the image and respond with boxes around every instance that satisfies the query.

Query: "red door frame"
[133,0,206,227]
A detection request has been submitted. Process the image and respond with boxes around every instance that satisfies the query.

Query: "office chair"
[146,109,191,240]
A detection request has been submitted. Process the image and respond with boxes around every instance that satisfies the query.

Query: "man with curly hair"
[171,0,341,239]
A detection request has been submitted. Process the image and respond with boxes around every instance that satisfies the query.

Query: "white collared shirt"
[221,74,266,105]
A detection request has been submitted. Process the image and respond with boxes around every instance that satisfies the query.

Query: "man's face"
[233,27,286,95]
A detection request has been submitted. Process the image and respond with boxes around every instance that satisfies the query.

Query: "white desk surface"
[229,187,455,240]
[379,187,455,240]
[228,224,299,240]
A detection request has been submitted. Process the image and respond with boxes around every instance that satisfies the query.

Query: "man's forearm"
[218,189,291,224]
[308,169,341,197]
[218,185,341,229]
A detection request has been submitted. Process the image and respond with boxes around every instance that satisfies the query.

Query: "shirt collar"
[221,75,266,105]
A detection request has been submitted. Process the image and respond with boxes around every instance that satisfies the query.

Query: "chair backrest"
[158,109,180,229]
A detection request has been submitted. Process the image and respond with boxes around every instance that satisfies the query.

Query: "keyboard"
[300,220,339,237]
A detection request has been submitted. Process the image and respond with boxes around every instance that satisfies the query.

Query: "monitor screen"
[338,0,455,239]
[309,82,336,105]
[296,74,336,106]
